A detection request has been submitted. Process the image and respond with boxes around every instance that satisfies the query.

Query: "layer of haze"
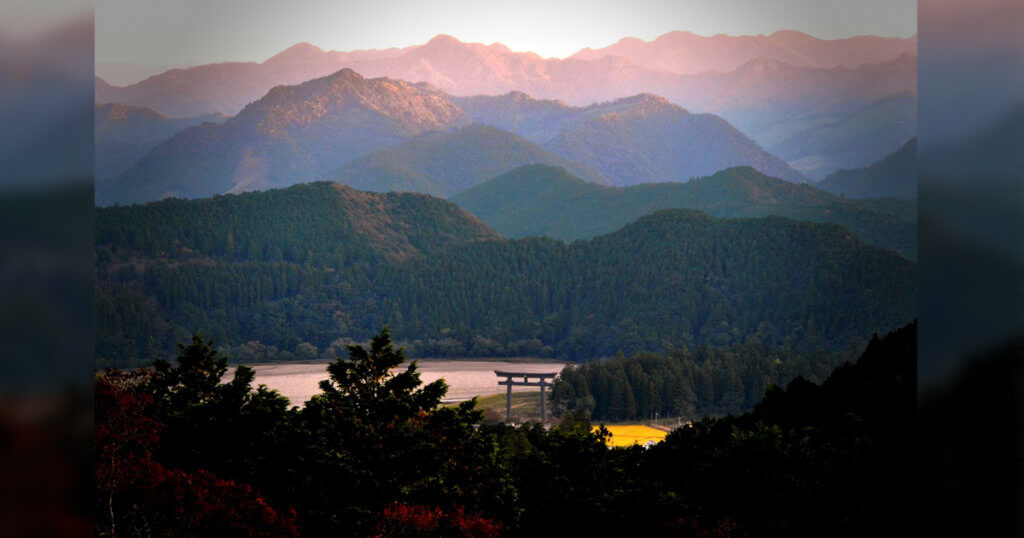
[95,0,916,67]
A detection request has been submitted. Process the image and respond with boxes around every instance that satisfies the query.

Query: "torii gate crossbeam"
[494,371,559,424]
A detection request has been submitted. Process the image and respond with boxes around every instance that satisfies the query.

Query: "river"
[238,358,568,407]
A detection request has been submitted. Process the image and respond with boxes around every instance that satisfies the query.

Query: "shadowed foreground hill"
[97,184,915,367]
[96,181,499,265]
[452,164,916,259]
[632,321,916,536]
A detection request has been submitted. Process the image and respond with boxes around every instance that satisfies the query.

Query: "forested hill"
[96,181,499,265]
[98,185,916,368]
[452,164,917,259]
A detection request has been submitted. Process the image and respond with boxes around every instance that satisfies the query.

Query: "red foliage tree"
[95,369,300,537]
[373,502,502,538]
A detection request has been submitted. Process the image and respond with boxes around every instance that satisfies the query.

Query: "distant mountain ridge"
[817,138,916,199]
[570,30,917,74]
[97,69,468,206]
[96,32,915,177]
[661,53,917,177]
[332,123,610,197]
[94,102,227,181]
[452,164,915,259]
[98,69,806,205]
[96,31,915,117]
[542,94,805,184]
[765,92,916,179]
[453,91,805,183]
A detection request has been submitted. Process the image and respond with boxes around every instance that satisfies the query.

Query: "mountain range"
[96,32,915,116]
[569,30,916,74]
[96,32,915,177]
[332,123,610,197]
[756,91,917,178]
[662,53,917,178]
[97,69,807,205]
[541,93,804,184]
[455,91,807,184]
[97,69,468,205]
[451,164,915,259]
[94,102,227,181]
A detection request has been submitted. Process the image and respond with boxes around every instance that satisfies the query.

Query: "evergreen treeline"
[552,342,845,421]
[96,322,915,537]
[97,183,916,368]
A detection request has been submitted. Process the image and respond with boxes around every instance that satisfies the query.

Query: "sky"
[95,0,917,66]
[0,0,91,39]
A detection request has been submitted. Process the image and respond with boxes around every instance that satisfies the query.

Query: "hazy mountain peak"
[263,42,327,65]
[614,36,645,46]
[501,90,567,107]
[569,28,916,79]
[734,56,793,75]
[657,30,700,40]
[232,67,465,136]
[101,69,468,205]
[544,93,804,185]
[323,67,364,82]
[425,34,464,48]
[597,93,681,115]
[616,93,672,106]
[768,29,814,41]
[96,101,170,122]
[242,67,365,114]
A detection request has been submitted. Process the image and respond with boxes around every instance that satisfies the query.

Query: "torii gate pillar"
[495,371,559,425]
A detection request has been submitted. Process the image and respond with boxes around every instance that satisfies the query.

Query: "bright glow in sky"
[96,0,917,65]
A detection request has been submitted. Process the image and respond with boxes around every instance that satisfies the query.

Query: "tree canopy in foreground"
[97,322,914,536]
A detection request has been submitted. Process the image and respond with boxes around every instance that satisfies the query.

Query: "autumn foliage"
[95,369,299,537]
[373,503,502,538]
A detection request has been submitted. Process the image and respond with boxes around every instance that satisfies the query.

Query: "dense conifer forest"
[551,342,846,421]
[96,182,915,368]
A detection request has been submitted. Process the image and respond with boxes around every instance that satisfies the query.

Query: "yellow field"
[594,424,669,448]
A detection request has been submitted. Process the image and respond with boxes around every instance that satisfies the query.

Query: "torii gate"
[494,370,559,424]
